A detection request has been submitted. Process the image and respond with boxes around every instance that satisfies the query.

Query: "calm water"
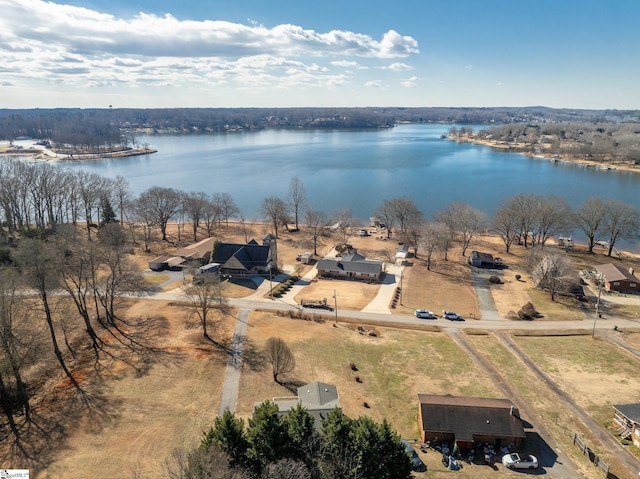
[50,124,639,247]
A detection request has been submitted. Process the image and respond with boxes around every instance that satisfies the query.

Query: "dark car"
[402,440,427,472]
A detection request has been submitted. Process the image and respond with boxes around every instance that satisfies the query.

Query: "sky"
[0,0,638,109]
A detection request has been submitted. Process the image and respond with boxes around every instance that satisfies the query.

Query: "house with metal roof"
[148,237,216,271]
[594,263,639,294]
[212,236,274,276]
[316,248,383,281]
[418,394,526,450]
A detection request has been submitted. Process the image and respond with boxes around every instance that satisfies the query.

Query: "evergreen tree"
[203,409,248,468]
[245,401,288,475]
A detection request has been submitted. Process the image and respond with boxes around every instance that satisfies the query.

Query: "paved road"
[218,308,250,415]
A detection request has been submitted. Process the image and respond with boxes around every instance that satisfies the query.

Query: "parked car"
[402,440,427,472]
[443,310,464,321]
[502,453,538,470]
[414,309,437,319]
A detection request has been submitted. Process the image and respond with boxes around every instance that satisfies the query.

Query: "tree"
[390,197,422,239]
[282,403,316,463]
[334,208,356,245]
[304,208,331,256]
[137,186,181,241]
[492,199,522,253]
[213,192,240,228]
[373,199,396,239]
[0,268,33,430]
[530,250,575,301]
[602,200,640,257]
[574,197,609,253]
[435,202,486,256]
[260,196,289,238]
[99,195,117,227]
[203,409,248,469]
[13,238,80,389]
[182,191,210,242]
[287,177,306,230]
[419,221,449,270]
[265,337,295,383]
[183,275,224,339]
[245,401,289,474]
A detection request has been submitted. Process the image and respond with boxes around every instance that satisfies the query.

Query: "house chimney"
[510,405,520,418]
[630,267,635,277]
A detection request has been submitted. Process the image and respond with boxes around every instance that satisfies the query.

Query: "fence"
[570,431,609,476]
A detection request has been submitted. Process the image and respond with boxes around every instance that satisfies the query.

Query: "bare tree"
[574,197,609,253]
[213,192,240,228]
[435,202,486,256]
[113,175,131,225]
[529,250,575,301]
[287,177,306,231]
[602,200,640,257]
[265,337,295,383]
[13,238,80,389]
[304,208,331,256]
[390,197,422,239]
[419,221,449,270]
[492,200,522,253]
[182,191,210,242]
[183,276,225,339]
[261,196,289,238]
[137,186,182,241]
[334,209,356,245]
[373,199,396,239]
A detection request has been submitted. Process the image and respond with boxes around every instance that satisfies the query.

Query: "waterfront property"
[316,249,383,281]
[594,263,639,293]
[212,234,276,276]
[613,403,640,446]
[148,237,216,271]
[417,394,526,450]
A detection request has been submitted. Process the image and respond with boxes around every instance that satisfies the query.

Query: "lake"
[51,124,639,247]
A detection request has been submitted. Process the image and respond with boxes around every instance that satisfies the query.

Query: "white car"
[502,453,538,470]
[442,310,463,321]
[414,309,437,319]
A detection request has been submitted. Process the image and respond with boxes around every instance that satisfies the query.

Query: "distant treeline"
[1,106,639,147]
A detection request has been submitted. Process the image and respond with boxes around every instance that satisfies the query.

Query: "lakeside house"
[417,394,526,450]
[613,403,640,446]
[469,251,502,268]
[212,234,276,277]
[316,248,383,281]
[148,237,216,271]
[594,263,639,294]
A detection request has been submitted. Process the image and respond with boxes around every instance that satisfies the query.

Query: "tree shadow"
[277,378,307,394]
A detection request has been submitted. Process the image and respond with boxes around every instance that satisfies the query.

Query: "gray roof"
[614,403,640,423]
[213,240,270,271]
[471,251,495,262]
[297,382,340,409]
[317,251,383,275]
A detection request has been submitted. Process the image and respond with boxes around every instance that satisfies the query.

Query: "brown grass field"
[3,222,640,478]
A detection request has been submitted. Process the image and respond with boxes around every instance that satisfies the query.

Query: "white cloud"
[401,76,418,88]
[0,0,418,99]
[364,80,384,89]
[383,62,413,71]
[465,64,473,70]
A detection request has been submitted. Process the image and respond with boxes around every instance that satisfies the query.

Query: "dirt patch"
[293,278,379,310]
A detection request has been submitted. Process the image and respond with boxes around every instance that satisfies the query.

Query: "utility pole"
[333,290,338,325]
[592,273,604,339]
[400,270,403,306]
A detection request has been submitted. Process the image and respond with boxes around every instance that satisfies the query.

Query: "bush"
[517,301,540,320]
[489,275,502,284]
[515,274,522,281]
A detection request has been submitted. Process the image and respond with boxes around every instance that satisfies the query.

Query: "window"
[613,282,620,286]
[631,283,637,288]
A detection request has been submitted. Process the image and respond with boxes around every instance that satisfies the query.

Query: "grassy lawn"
[237,312,499,440]
[465,333,631,479]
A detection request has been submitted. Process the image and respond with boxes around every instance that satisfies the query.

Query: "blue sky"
[0,0,638,109]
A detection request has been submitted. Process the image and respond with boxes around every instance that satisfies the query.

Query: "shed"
[469,251,496,268]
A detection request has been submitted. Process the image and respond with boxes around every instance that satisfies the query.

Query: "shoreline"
[453,136,640,174]
[0,145,157,161]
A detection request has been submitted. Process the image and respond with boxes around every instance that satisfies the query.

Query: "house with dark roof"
[417,394,526,450]
[316,249,383,281]
[212,235,276,276]
[613,403,640,446]
[469,251,499,268]
[148,237,216,271]
[266,382,341,429]
[594,263,639,294]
